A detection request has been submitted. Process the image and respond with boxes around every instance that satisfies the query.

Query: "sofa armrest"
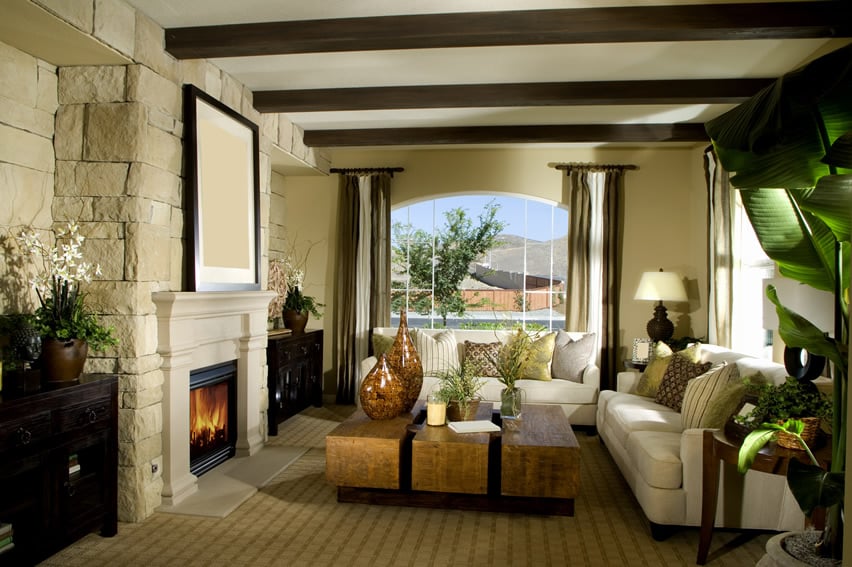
[581,364,600,390]
[616,371,641,393]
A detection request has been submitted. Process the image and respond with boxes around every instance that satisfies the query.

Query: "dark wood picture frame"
[183,84,261,291]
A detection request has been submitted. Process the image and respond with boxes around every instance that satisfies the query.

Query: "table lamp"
[634,269,688,342]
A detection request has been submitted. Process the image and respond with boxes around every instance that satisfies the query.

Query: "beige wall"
[279,145,711,394]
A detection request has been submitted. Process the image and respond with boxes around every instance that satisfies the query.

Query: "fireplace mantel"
[153,291,275,507]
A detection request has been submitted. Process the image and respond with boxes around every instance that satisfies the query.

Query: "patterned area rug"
[40,405,770,566]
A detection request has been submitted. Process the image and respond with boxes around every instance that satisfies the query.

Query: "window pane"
[391,195,566,330]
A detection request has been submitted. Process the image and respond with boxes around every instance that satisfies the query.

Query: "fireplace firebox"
[189,360,237,476]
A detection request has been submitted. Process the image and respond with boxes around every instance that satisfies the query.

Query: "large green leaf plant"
[705,44,852,560]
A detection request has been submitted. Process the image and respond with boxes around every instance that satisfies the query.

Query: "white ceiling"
[122,1,852,146]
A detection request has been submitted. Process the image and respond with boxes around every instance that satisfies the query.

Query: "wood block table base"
[326,403,579,516]
[337,486,574,516]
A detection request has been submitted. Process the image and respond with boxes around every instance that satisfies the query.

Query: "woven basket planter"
[776,417,820,450]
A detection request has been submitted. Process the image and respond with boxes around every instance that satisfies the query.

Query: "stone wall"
[3,0,325,522]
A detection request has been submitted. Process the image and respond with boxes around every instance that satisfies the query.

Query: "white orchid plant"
[16,222,117,351]
[268,239,323,319]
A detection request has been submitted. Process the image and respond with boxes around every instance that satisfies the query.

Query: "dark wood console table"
[0,374,118,565]
[697,428,830,565]
[267,329,323,435]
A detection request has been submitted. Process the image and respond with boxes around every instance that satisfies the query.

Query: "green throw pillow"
[522,332,556,381]
[635,342,702,397]
[372,333,395,357]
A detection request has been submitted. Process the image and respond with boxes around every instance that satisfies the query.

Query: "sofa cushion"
[655,356,713,411]
[552,331,595,382]
[480,377,598,405]
[627,430,684,490]
[681,363,744,429]
[463,341,501,377]
[605,393,683,448]
[635,342,702,398]
[521,332,556,381]
[413,329,459,376]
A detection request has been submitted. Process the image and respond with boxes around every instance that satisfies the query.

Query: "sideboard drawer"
[57,396,112,432]
[0,411,51,452]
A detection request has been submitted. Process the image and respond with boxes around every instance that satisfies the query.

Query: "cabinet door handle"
[16,427,32,445]
[85,408,98,423]
[64,481,76,496]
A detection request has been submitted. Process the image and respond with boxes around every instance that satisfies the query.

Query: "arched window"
[391,195,568,330]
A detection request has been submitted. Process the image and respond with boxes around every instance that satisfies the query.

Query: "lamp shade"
[634,271,688,302]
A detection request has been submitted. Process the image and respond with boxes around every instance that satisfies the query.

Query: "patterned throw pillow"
[521,332,556,381]
[551,331,595,382]
[464,341,501,377]
[635,342,702,398]
[681,363,744,429]
[654,354,712,411]
[413,329,459,376]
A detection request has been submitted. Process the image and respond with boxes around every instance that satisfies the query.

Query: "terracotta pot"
[40,338,88,385]
[283,310,309,333]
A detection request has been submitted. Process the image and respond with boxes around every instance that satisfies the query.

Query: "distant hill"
[479,233,567,280]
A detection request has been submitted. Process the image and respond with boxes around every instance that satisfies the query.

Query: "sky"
[393,195,568,242]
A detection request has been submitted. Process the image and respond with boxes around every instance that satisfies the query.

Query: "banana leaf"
[787,459,845,515]
[766,284,846,373]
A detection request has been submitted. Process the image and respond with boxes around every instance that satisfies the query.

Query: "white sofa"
[596,344,807,537]
[360,327,600,426]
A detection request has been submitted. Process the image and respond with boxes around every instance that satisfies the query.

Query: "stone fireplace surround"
[152,291,275,507]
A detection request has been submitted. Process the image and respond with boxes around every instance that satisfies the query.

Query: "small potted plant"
[15,223,118,384]
[434,361,485,421]
[492,329,532,420]
[275,239,324,333]
[736,376,832,448]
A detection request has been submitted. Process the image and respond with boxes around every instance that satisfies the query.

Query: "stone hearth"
[153,291,274,507]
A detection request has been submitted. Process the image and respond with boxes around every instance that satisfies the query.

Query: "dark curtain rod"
[329,167,404,175]
[549,162,638,172]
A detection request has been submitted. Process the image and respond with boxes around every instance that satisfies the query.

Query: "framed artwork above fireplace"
[183,84,261,291]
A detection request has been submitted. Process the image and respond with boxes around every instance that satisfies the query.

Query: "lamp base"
[646,302,674,343]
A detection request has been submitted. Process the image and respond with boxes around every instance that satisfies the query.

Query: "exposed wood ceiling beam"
[253,78,773,113]
[302,124,710,147]
[165,2,851,59]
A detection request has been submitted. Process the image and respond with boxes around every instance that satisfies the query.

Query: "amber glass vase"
[385,310,423,413]
[359,353,406,419]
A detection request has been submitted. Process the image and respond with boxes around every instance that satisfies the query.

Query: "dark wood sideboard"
[0,374,118,565]
[267,329,323,435]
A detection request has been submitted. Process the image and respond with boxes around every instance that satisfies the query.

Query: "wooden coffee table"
[325,403,580,515]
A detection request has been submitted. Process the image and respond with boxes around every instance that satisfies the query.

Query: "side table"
[697,428,830,564]
[623,359,647,372]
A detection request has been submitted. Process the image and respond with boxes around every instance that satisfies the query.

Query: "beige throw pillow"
[681,363,744,429]
[551,331,595,382]
[413,329,459,376]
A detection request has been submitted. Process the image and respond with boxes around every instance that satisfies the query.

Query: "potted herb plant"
[16,223,118,384]
[434,361,485,421]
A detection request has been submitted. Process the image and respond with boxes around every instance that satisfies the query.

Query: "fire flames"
[189,382,229,451]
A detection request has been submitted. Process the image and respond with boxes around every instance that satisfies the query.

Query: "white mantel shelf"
[152,290,275,508]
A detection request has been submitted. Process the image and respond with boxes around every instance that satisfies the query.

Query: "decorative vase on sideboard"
[40,338,88,385]
[282,310,309,333]
[385,310,423,413]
